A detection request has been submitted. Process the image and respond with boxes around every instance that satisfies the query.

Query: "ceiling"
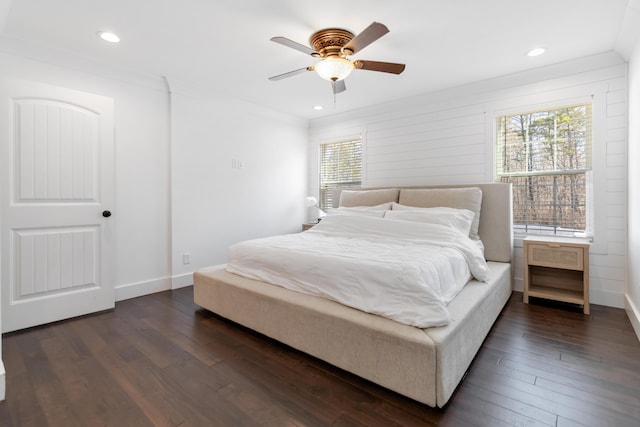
[0,0,637,119]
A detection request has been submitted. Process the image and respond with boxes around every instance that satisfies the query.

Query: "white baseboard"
[0,360,5,401]
[172,273,194,290]
[625,294,640,343]
[115,268,225,302]
[115,277,171,302]
[197,264,226,273]
[172,265,226,290]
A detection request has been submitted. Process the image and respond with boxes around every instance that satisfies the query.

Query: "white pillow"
[384,206,475,236]
[326,202,392,217]
[397,188,483,240]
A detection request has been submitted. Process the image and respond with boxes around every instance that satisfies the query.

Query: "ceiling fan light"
[314,57,354,81]
[528,47,545,57]
[97,31,120,43]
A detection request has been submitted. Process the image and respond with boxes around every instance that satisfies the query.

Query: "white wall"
[309,52,628,308]
[169,81,309,286]
[627,32,640,338]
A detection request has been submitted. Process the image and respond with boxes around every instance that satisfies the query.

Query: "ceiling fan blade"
[354,60,405,74]
[332,80,346,94]
[268,67,313,81]
[270,36,318,56]
[343,22,389,54]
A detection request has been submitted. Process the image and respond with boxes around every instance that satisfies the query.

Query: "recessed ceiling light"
[313,105,323,111]
[528,47,545,57]
[98,31,120,43]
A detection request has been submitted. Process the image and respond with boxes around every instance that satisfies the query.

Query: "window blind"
[319,138,362,210]
[495,103,592,235]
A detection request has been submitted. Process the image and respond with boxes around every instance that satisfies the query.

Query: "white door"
[0,77,115,333]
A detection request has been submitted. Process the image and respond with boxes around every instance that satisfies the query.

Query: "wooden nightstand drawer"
[527,244,584,271]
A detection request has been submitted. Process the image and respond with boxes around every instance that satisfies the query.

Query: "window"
[319,138,362,210]
[495,103,592,236]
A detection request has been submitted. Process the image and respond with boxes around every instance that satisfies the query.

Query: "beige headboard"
[332,183,513,263]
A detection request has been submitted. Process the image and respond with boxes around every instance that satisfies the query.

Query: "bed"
[194,183,513,407]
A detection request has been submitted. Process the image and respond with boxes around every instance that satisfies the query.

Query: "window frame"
[495,103,593,237]
[317,137,364,211]
[484,87,606,253]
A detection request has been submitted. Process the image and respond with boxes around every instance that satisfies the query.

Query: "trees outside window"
[319,139,362,210]
[496,104,592,235]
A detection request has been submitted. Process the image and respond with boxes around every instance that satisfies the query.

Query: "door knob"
[102,210,112,218]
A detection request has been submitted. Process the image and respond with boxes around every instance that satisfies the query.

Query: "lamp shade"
[314,57,354,81]
[305,196,318,207]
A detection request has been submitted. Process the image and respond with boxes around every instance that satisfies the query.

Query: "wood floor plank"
[461,382,557,426]
[534,376,640,418]
[1,288,639,427]
[497,346,640,391]
[468,360,640,427]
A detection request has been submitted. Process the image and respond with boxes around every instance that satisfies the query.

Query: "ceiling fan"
[268,22,406,94]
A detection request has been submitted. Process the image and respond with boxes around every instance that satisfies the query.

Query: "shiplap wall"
[308,53,627,308]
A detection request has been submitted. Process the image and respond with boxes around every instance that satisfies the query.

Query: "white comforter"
[226,215,490,328]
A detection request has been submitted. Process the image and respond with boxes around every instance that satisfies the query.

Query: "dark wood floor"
[1,288,639,427]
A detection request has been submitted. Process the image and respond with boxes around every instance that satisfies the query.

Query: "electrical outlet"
[183,253,191,265]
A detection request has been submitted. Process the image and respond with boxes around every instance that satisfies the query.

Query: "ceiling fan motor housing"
[310,28,355,58]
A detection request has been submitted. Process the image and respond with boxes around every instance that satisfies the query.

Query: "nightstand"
[523,236,590,314]
[302,223,316,231]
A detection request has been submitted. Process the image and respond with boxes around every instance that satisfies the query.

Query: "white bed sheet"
[226,215,489,328]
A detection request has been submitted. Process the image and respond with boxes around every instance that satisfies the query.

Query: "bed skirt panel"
[194,268,439,406]
[194,261,512,407]
[425,262,512,406]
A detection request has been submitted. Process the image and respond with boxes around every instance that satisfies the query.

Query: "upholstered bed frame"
[194,183,513,407]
